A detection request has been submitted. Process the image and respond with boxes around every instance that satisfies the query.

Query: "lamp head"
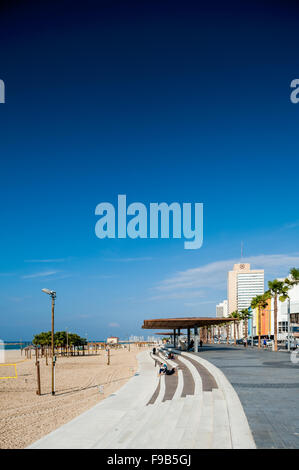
[42,288,56,298]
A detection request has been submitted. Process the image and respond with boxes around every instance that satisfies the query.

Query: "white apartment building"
[216,300,228,318]
[237,272,265,311]
[227,263,264,339]
[228,263,264,314]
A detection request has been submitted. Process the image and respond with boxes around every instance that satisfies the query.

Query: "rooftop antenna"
[241,241,244,259]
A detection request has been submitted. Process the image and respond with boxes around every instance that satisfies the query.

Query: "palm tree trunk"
[258,306,261,348]
[274,294,278,352]
[234,321,236,345]
[226,324,229,344]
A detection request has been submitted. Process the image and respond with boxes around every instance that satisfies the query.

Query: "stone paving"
[194,344,299,449]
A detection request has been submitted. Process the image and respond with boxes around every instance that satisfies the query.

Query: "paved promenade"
[195,344,299,449]
[28,348,255,449]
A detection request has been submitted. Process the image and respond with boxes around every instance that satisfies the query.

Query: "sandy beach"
[0,345,145,449]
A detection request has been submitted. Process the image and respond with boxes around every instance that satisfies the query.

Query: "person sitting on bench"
[165,367,176,375]
[159,362,167,374]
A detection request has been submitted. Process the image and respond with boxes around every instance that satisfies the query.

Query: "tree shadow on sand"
[41,375,134,397]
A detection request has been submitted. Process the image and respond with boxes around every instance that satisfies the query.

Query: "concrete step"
[95,401,150,448]
[173,369,184,400]
[92,374,160,447]
[103,405,154,449]
[176,396,203,449]
[119,399,173,448]
[144,399,187,449]
[153,399,186,449]
[192,391,213,448]
[182,352,256,449]
[163,397,194,448]
[177,355,202,396]
[155,374,165,404]
[125,400,173,448]
[212,388,232,449]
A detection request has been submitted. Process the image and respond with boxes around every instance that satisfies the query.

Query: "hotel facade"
[227,263,264,314]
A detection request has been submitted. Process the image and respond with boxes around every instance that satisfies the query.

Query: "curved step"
[148,351,180,403]
[181,352,256,449]
[172,369,184,400]
[175,356,195,398]
[176,396,203,449]
[176,355,202,396]
[120,400,173,449]
[181,353,218,391]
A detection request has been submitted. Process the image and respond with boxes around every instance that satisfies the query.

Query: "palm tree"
[289,267,299,283]
[240,308,252,344]
[228,311,239,345]
[251,293,270,349]
[284,268,299,348]
[267,280,289,352]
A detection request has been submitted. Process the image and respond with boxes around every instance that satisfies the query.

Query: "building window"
[278,321,288,333]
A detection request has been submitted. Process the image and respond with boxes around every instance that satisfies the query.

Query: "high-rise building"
[216,300,228,318]
[227,263,264,314]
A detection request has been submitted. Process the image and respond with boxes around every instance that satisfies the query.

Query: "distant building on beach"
[129,335,144,342]
[106,336,119,344]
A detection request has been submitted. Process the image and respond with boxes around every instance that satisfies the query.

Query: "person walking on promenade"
[199,340,203,348]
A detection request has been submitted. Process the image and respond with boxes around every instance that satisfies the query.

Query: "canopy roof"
[154,332,180,335]
[142,317,234,330]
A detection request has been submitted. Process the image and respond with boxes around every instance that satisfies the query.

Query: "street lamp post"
[42,288,56,395]
[288,297,291,353]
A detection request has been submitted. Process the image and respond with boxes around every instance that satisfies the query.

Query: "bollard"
[36,360,41,395]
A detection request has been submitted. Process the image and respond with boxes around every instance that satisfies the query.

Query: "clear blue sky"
[1,0,299,340]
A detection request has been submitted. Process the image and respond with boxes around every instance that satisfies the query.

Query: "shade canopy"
[142,317,234,330]
[154,332,180,335]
